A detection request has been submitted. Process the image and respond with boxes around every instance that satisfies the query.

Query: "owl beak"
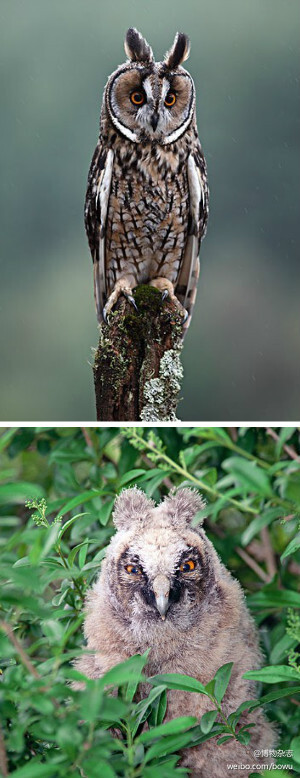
[153,574,170,620]
[150,111,159,131]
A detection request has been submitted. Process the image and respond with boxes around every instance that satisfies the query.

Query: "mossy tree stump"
[93,285,184,421]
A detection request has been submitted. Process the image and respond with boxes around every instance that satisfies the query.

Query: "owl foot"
[150,278,188,323]
[103,277,137,323]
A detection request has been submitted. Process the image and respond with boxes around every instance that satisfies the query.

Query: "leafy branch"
[121,428,297,518]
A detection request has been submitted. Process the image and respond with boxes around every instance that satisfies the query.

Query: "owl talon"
[124,293,138,311]
[103,307,109,325]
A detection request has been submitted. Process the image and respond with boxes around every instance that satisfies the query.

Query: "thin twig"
[0,726,8,777]
[127,428,296,515]
[234,547,270,583]
[81,427,93,449]
[0,621,40,679]
[260,526,277,580]
[266,427,300,462]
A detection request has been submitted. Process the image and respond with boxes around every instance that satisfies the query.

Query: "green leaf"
[227,699,260,728]
[1,564,45,592]
[30,694,55,714]
[119,469,147,485]
[246,685,300,706]
[79,541,88,568]
[236,730,251,745]
[216,735,233,745]
[131,685,167,737]
[281,533,300,561]
[100,653,148,689]
[99,695,128,721]
[156,689,168,726]
[241,508,283,546]
[57,512,89,539]
[138,716,197,744]
[125,649,150,701]
[247,589,300,609]
[98,498,115,526]
[277,471,300,503]
[9,762,58,777]
[214,662,233,702]
[204,679,216,696]
[57,490,105,518]
[0,427,17,451]
[41,618,65,644]
[222,457,272,496]
[200,709,218,733]
[207,427,231,442]
[0,481,45,505]
[79,682,104,722]
[68,541,89,567]
[82,759,116,778]
[144,730,198,763]
[270,633,298,664]
[274,427,296,457]
[243,664,300,683]
[56,723,83,757]
[148,673,208,695]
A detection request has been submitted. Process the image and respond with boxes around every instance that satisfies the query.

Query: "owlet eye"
[125,564,142,575]
[180,560,195,573]
[130,90,145,106]
[164,91,176,107]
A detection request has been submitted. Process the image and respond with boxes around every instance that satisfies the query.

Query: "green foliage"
[0,426,300,777]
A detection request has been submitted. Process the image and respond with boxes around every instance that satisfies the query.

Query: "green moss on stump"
[93,285,185,421]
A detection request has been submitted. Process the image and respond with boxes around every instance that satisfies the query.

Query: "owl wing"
[84,143,114,322]
[175,146,209,324]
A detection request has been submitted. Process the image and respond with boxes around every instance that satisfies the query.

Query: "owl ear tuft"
[124,28,154,63]
[164,32,190,69]
[163,488,206,528]
[113,486,155,531]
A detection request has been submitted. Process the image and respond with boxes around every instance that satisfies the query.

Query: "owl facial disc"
[106,30,195,145]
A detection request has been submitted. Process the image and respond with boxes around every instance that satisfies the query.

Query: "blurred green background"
[0,0,299,421]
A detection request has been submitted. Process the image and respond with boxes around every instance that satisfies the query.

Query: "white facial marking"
[161,78,170,101]
[143,77,154,102]
[163,112,193,144]
[110,113,138,143]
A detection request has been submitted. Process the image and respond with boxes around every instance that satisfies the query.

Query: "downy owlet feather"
[84,28,209,330]
[75,488,275,778]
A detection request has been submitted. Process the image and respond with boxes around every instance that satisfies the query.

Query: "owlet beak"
[153,574,170,620]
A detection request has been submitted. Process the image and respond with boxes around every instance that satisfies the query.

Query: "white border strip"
[0,422,299,429]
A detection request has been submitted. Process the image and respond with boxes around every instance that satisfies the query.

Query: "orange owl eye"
[180,560,195,573]
[165,91,176,107]
[130,90,145,106]
[125,564,142,575]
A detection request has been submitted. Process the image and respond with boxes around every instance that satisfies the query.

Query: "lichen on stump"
[93,285,184,421]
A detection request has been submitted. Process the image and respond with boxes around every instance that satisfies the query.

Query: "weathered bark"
[93,285,184,421]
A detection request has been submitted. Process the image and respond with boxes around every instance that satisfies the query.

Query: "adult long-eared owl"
[84,28,209,330]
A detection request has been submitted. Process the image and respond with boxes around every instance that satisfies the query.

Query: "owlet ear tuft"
[113,486,155,531]
[124,28,154,63]
[163,488,206,528]
[164,32,190,69]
